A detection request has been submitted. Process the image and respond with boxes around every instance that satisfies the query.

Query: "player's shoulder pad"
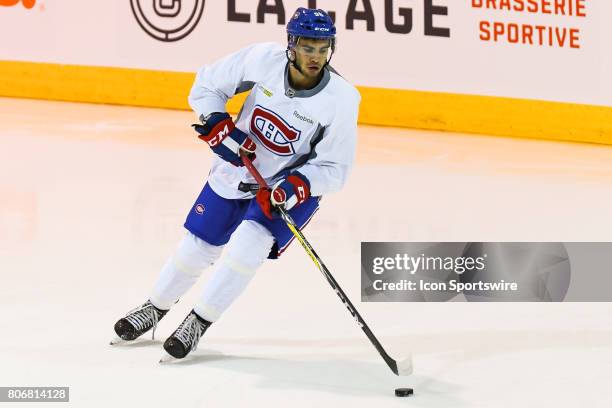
[327,69,361,104]
[246,42,286,61]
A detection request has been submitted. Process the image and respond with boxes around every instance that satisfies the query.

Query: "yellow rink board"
[1,60,611,145]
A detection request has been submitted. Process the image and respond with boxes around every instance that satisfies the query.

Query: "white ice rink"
[1,97,612,407]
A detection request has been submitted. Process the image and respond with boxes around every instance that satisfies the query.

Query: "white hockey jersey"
[188,42,361,200]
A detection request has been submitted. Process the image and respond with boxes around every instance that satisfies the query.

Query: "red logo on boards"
[0,0,35,8]
[250,106,301,156]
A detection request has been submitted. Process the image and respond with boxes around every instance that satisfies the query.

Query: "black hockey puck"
[395,387,414,397]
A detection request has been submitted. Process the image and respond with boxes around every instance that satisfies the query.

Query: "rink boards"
[1,60,611,145]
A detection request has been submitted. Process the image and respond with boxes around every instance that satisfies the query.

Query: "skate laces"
[174,313,205,352]
[125,301,161,340]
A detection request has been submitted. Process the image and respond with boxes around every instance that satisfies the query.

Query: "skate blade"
[110,337,127,346]
[159,353,176,364]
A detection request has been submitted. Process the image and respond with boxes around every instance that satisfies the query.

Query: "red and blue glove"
[256,172,311,219]
[193,112,256,167]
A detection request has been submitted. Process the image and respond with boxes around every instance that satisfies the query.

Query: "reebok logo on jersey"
[293,111,314,125]
[250,105,301,156]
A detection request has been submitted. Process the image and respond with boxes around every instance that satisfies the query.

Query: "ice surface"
[1,97,612,407]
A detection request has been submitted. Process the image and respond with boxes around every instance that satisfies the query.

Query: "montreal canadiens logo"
[250,106,301,156]
[195,204,205,215]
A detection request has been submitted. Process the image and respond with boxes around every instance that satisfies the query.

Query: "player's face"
[294,38,331,78]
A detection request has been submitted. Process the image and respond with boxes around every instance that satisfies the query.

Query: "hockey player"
[112,8,360,360]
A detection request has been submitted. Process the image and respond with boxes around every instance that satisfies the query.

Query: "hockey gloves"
[193,112,256,167]
[256,172,311,219]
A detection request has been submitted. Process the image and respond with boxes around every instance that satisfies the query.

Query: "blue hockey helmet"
[287,7,336,49]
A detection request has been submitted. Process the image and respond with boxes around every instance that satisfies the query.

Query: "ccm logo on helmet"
[250,106,301,156]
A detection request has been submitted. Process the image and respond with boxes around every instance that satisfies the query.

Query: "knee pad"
[173,232,224,277]
[223,220,275,276]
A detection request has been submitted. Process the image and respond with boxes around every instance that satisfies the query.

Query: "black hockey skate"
[162,310,211,360]
[113,300,168,342]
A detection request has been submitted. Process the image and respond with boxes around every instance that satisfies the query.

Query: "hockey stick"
[241,154,412,376]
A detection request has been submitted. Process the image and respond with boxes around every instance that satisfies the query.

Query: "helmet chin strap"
[324,47,335,68]
[287,37,306,77]
[287,51,307,76]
